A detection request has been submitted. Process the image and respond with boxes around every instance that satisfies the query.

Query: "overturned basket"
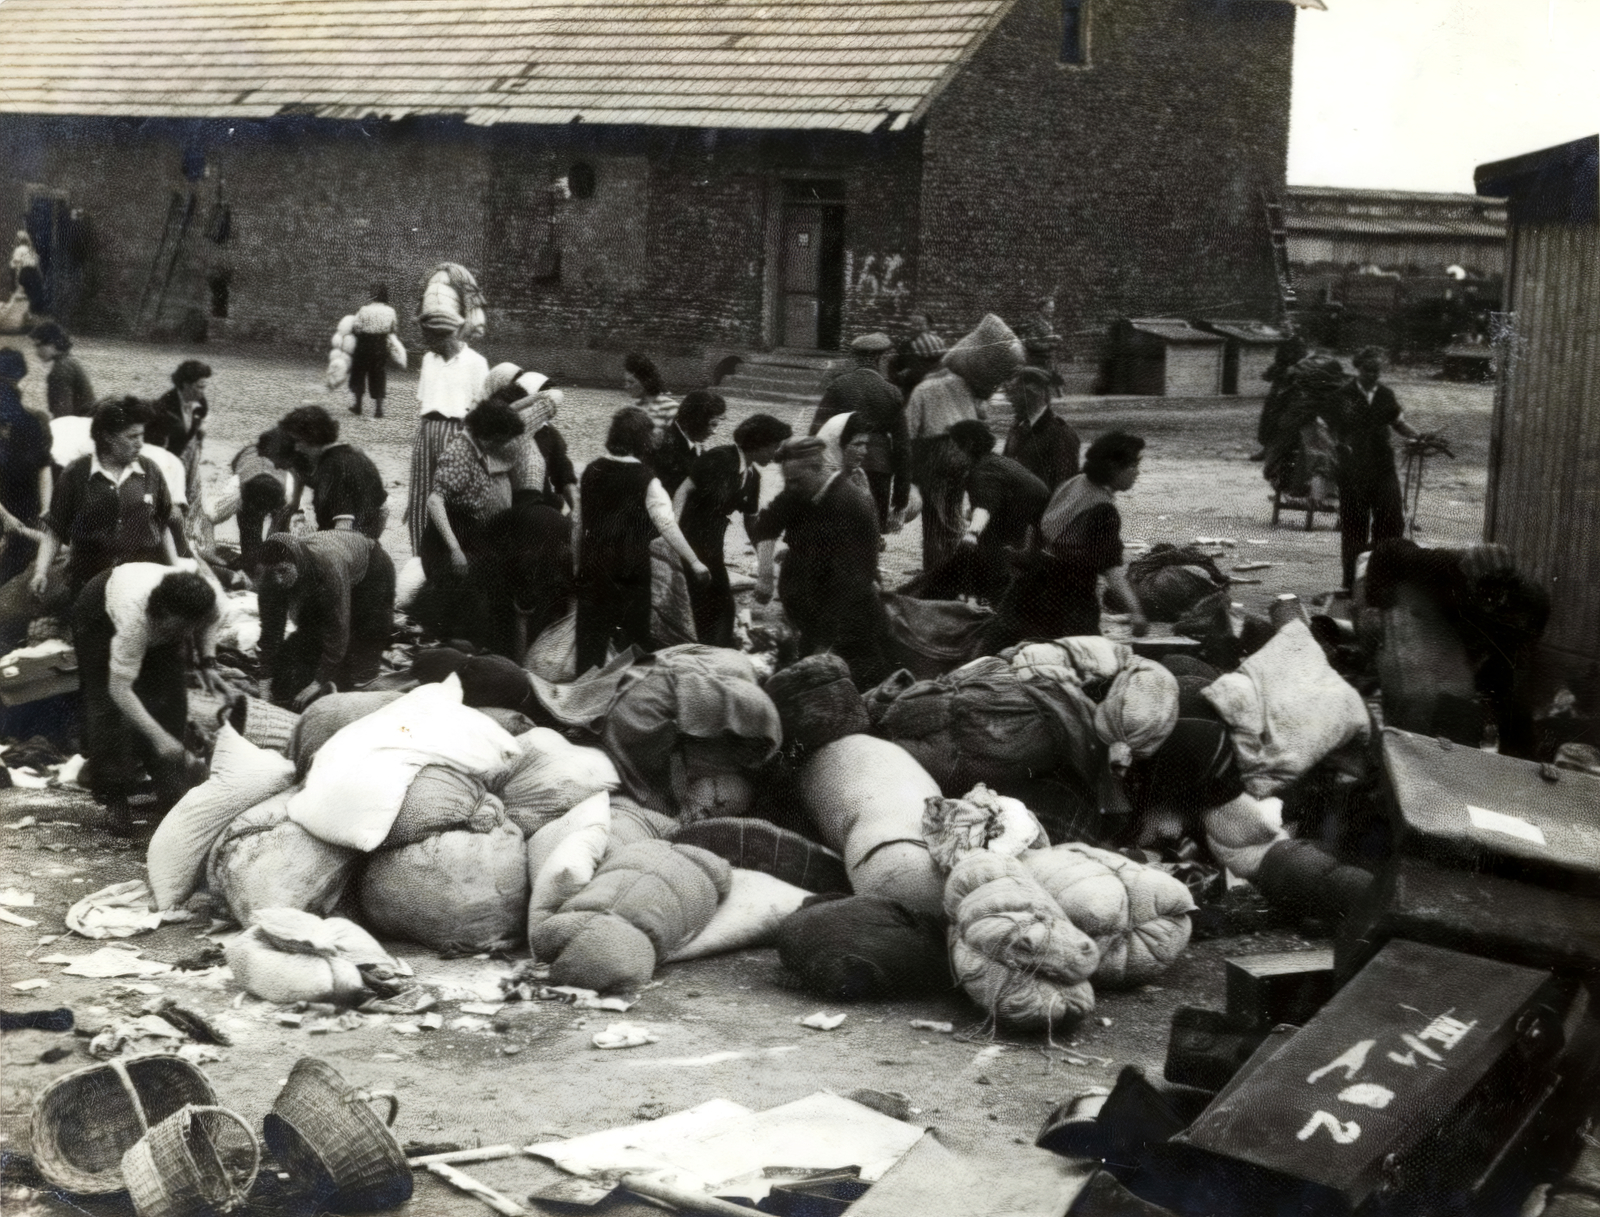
[262,1058,412,1212]
[30,1056,218,1196]
[122,1105,259,1217]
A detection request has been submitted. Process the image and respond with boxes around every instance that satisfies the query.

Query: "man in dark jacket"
[1327,346,1418,591]
[750,437,893,689]
[809,332,911,530]
[1003,366,1080,491]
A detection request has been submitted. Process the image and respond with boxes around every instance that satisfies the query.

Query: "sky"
[1289,0,1600,192]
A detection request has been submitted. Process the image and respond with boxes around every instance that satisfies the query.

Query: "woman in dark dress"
[575,406,708,673]
[672,412,791,647]
[653,390,727,496]
[144,360,211,505]
[0,349,52,586]
[987,431,1150,647]
[277,405,388,539]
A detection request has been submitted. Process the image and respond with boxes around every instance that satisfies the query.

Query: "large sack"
[873,657,1103,793]
[147,726,297,910]
[763,655,869,752]
[1094,659,1180,772]
[289,677,520,851]
[921,783,1047,873]
[1202,793,1287,881]
[529,840,730,992]
[360,821,529,953]
[942,314,1025,397]
[775,894,953,1000]
[671,818,850,894]
[799,735,946,917]
[289,691,404,776]
[383,765,506,849]
[601,646,782,817]
[1004,637,1130,692]
[525,606,582,683]
[944,852,1097,1029]
[1023,844,1195,988]
[666,869,810,962]
[1127,545,1229,623]
[880,593,993,681]
[1201,620,1371,797]
[206,790,357,924]
[224,908,403,1006]
[493,727,619,836]
[411,648,538,713]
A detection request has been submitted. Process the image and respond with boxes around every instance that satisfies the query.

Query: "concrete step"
[718,383,819,407]
[721,370,826,395]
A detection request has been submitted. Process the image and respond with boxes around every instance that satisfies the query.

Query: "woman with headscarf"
[420,399,571,657]
[0,349,53,586]
[483,362,576,513]
[255,531,395,709]
[673,412,792,648]
[623,352,678,436]
[407,306,489,552]
[574,406,709,673]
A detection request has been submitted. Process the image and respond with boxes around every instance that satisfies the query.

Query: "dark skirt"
[72,572,191,802]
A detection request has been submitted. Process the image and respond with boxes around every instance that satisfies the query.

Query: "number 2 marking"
[1297,1111,1362,1144]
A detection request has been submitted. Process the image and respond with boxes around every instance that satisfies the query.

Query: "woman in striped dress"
[406,307,489,553]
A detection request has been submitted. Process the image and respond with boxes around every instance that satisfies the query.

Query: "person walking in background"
[408,306,489,551]
[749,436,893,689]
[623,352,678,435]
[73,562,227,834]
[256,531,395,710]
[278,404,388,540]
[1003,365,1080,491]
[888,311,946,398]
[653,389,726,496]
[29,322,95,418]
[0,349,53,586]
[144,359,211,504]
[674,412,792,648]
[10,230,45,315]
[348,284,398,418]
[809,332,910,530]
[36,396,178,604]
[574,406,708,674]
[1328,346,1419,591]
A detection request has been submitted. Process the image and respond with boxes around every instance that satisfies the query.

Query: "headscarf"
[485,362,550,404]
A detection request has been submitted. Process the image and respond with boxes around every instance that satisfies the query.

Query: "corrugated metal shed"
[1475,136,1600,675]
[0,0,1025,132]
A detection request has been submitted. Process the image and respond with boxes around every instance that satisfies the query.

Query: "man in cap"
[1003,365,1081,492]
[889,311,946,397]
[807,332,910,530]
[749,436,893,689]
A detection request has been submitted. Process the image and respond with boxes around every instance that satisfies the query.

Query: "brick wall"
[917,0,1294,340]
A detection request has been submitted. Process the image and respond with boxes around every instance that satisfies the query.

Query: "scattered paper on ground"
[52,947,174,978]
[801,1011,846,1031]
[593,1022,659,1050]
[66,880,164,939]
[0,888,36,907]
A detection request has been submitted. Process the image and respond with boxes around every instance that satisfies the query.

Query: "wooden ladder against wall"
[1261,189,1297,335]
[135,189,196,333]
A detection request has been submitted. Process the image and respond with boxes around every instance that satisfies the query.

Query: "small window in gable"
[1061,0,1088,65]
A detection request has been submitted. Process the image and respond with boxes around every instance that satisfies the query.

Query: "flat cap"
[778,436,829,463]
[850,332,893,354]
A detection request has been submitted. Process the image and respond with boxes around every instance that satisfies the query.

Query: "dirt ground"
[0,336,1496,1216]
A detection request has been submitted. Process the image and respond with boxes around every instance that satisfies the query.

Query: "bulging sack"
[289,691,404,776]
[493,727,620,836]
[776,894,953,1000]
[359,820,529,953]
[1094,659,1180,773]
[763,655,871,752]
[207,790,357,924]
[384,765,506,849]
[147,726,297,911]
[289,677,520,852]
[799,735,946,917]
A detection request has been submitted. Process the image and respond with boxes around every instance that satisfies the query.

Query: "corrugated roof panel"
[0,0,1016,126]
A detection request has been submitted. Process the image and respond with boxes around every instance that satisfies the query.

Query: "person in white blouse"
[406,306,489,553]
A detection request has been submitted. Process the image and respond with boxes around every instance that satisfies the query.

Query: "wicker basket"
[121,1105,259,1217]
[262,1058,412,1213]
[29,1056,219,1196]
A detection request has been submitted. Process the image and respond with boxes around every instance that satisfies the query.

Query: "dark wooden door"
[780,203,822,348]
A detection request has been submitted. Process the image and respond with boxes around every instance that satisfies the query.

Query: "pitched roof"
[0,0,1023,133]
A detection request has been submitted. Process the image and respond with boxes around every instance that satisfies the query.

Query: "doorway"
[778,180,846,350]
[24,191,88,321]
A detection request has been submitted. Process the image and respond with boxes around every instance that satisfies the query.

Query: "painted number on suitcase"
[1297,1111,1362,1144]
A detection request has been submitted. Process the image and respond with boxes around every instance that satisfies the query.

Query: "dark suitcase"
[1382,726,1600,892]
[1225,949,1337,1030]
[1338,857,1600,985]
[1066,1170,1182,1217]
[1166,939,1571,1216]
[1037,1066,1211,1167]
[1162,1007,1273,1093]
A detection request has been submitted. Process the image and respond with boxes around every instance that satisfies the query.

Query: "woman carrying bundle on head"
[483,362,576,514]
[673,412,792,648]
[574,406,709,673]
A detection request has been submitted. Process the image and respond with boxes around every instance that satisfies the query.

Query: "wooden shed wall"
[1488,219,1600,666]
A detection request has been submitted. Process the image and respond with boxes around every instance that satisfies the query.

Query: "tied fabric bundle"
[776,894,953,1001]
[207,790,357,925]
[359,820,529,954]
[921,783,1048,872]
[942,314,1026,397]
[1094,658,1180,774]
[1003,637,1131,693]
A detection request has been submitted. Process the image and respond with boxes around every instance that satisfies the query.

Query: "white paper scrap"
[1467,805,1546,846]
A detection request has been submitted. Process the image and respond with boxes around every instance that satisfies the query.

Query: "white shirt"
[105,560,217,682]
[417,346,490,420]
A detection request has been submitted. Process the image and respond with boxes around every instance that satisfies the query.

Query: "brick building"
[0,0,1308,385]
